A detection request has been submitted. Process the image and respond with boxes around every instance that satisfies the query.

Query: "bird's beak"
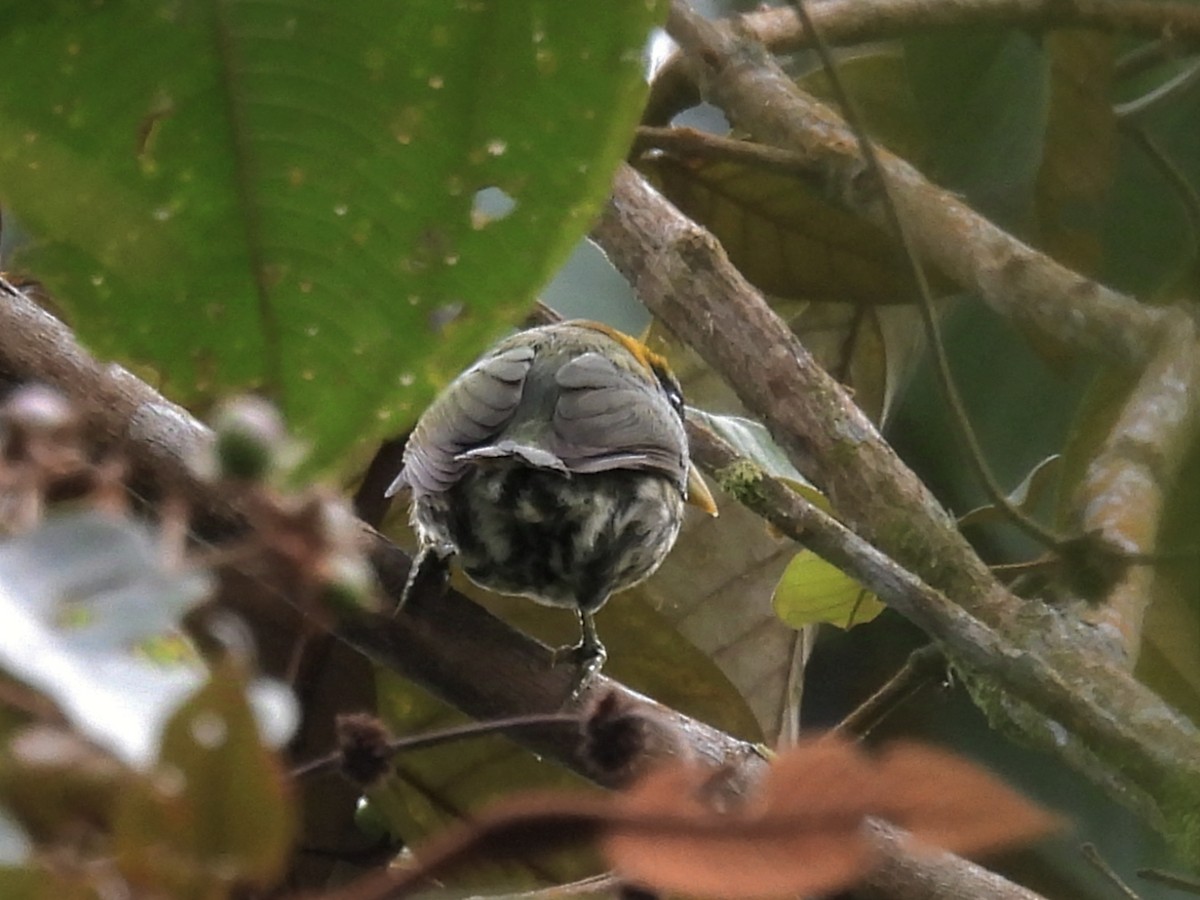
[686,462,719,517]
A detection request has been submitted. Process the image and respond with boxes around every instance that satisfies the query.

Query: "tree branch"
[737,0,1200,54]
[860,820,1054,900]
[635,0,1200,854]
[661,1,1168,368]
[1072,319,1200,656]
[669,0,1200,669]
[0,281,759,781]
[591,162,1200,852]
[0,281,1052,900]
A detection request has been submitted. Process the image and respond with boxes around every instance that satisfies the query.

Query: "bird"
[386,320,716,695]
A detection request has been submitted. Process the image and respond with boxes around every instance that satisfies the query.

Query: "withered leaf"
[871,741,1067,858]
[382,736,1062,900]
[605,737,1062,899]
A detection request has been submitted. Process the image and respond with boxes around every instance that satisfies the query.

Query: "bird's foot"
[553,639,607,706]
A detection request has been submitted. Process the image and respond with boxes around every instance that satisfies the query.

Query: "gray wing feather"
[553,352,687,487]
[388,345,534,498]
[456,441,570,474]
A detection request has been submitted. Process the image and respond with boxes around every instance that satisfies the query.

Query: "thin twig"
[293,713,581,779]
[635,125,827,180]
[1112,57,1200,120]
[1081,843,1143,900]
[833,644,945,738]
[1138,868,1200,895]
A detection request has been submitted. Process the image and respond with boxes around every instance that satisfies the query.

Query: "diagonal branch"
[591,161,1200,852]
[662,1,1170,368]
[0,280,1052,900]
[737,0,1200,54]
[596,165,1004,623]
[647,0,1200,120]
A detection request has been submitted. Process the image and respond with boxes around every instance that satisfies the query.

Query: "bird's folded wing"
[553,352,687,487]
[388,344,534,497]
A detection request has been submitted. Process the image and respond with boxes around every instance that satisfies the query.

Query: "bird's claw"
[553,640,607,706]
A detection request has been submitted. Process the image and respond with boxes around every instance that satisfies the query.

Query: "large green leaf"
[0,1,665,472]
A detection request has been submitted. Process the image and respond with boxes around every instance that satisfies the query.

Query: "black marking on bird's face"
[650,362,685,418]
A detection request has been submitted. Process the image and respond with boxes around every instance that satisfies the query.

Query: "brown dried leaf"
[388,737,1061,900]
[605,737,1062,899]
[873,741,1067,858]
[606,750,873,899]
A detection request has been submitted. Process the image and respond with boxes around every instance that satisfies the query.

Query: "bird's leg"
[554,609,607,703]
[395,546,449,614]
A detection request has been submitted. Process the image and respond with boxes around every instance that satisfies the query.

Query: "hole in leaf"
[471,186,517,229]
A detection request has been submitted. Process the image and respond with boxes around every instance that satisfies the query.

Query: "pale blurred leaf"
[0,511,296,767]
[0,808,29,867]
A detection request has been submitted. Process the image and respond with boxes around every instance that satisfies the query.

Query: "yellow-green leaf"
[773,551,884,630]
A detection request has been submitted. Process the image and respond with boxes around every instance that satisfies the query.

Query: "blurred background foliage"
[1,0,1200,898]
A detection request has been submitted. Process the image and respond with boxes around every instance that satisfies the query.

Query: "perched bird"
[387,320,715,692]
